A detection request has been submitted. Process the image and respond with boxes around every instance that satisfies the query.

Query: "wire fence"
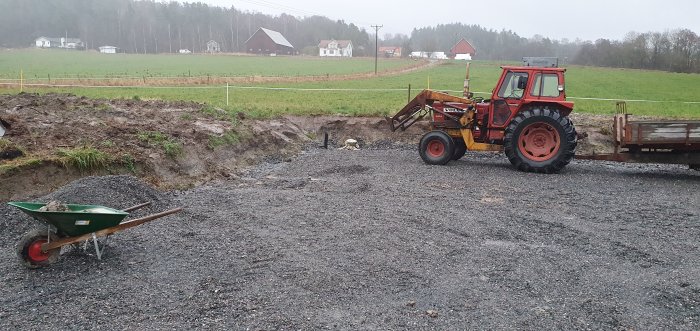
[2,81,700,105]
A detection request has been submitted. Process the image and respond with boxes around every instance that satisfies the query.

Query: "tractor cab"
[484,66,573,143]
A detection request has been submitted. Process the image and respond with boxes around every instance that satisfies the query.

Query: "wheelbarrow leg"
[91,233,103,260]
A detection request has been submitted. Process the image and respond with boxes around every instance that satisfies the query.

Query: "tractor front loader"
[389,60,578,173]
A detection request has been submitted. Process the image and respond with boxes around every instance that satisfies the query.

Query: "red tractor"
[389,60,577,173]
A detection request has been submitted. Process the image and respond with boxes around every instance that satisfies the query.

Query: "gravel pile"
[1,148,698,330]
[0,175,168,243]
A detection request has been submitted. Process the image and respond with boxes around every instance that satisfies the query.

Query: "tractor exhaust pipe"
[463,62,471,98]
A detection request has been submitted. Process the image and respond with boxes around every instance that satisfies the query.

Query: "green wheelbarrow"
[8,201,182,268]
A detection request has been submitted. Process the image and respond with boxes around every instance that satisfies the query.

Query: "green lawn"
[0,48,414,79]
[2,51,699,118]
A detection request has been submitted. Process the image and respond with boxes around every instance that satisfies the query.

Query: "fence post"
[226,83,229,106]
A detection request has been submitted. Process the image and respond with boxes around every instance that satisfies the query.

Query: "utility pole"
[168,23,172,53]
[372,25,382,75]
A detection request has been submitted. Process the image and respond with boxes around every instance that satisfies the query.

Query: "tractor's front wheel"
[504,107,577,173]
[419,131,455,165]
[452,138,467,160]
[16,228,60,268]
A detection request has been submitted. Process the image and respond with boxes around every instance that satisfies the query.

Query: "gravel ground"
[1,147,699,330]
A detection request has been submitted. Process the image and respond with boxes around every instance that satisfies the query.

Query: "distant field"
[1,50,699,118]
[0,49,415,79]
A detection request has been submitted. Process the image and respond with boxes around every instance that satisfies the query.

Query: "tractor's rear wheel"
[419,131,455,165]
[452,138,467,160]
[504,107,577,173]
[16,228,60,268]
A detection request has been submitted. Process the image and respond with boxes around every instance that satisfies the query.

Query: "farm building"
[98,46,117,54]
[35,37,84,49]
[409,51,430,59]
[430,52,448,60]
[318,40,352,57]
[206,40,220,53]
[450,38,476,60]
[410,51,448,59]
[245,27,294,55]
[35,37,54,48]
[379,46,402,58]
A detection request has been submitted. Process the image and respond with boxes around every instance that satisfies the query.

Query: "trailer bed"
[578,103,700,168]
[620,119,700,149]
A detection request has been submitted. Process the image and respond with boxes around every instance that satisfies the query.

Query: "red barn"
[245,27,294,55]
[450,38,476,60]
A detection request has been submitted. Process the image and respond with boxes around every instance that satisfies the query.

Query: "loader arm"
[388,89,474,132]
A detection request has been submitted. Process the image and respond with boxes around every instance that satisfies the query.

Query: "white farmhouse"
[318,40,352,57]
[35,37,85,49]
[35,37,54,48]
[99,46,117,54]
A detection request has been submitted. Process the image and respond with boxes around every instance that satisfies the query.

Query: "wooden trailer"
[578,102,700,169]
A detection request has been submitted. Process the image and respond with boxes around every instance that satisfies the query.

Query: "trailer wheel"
[452,138,467,160]
[16,228,60,268]
[419,131,455,165]
[504,107,577,173]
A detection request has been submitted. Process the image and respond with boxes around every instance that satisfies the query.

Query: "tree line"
[401,23,700,73]
[0,0,371,55]
[1,0,697,73]
[574,30,700,73]
[401,23,580,62]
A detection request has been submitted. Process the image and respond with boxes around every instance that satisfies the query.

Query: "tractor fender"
[520,101,574,117]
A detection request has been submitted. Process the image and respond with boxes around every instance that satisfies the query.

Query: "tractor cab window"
[497,72,528,99]
[531,73,561,97]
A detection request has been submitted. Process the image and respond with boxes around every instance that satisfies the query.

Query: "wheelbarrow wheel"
[16,228,60,268]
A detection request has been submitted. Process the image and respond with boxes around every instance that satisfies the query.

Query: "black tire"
[504,107,577,173]
[691,164,700,171]
[16,228,60,268]
[419,130,455,165]
[452,138,467,160]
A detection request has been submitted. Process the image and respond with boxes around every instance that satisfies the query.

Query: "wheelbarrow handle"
[122,201,152,213]
[41,207,183,252]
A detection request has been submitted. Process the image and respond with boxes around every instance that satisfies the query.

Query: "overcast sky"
[188,0,699,41]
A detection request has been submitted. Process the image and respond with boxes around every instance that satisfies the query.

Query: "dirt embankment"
[0,93,617,201]
[0,93,425,201]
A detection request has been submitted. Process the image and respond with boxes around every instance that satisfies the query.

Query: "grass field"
[0,49,414,79]
[2,49,699,118]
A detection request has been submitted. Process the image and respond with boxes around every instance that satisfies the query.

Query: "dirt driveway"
[1,146,698,330]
